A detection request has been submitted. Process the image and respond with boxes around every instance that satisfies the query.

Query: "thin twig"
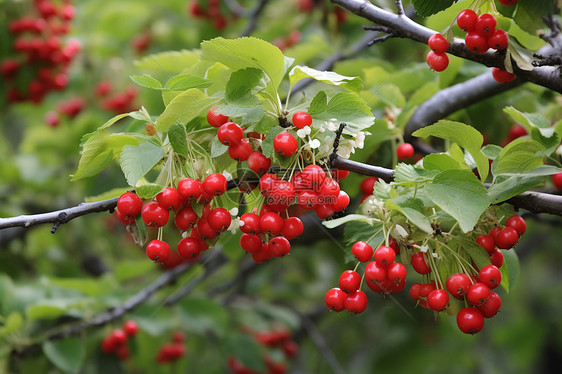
[240,0,270,37]
[394,0,405,16]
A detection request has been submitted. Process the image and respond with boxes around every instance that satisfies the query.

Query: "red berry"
[427,289,449,311]
[240,233,262,253]
[396,143,414,160]
[123,320,139,337]
[146,239,171,262]
[360,177,378,195]
[228,139,253,161]
[494,227,519,249]
[203,173,227,196]
[476,234,495,253]
[338,270,361,294]
[478,264,502,289]
[457,9,478,32]
[218,122,244,146]
[269,236,291,257]
[315,204,334,219]
[110,329,127,346]
[386,262,407,285]
[499,0,518,4]
[240,213,261,234]
[247,152,271,174]
[331,169,350,181]
[344,290,368,314]
[259,173,279,195]
[478,291,502,318]
[365,260,387,284]
[281,217,304,240]
[490,249,505,268]
[177,178,202,202]
[273,132,298,156]
[475,14,497,37]
[156,187,181,210]
[505,215,526,235]
[374,246,396,267]
[553,173,562,189]
[196,220,217,241]
[251,242,273,263]
[428,33,449,53]
[260,212,284,235]
[409,283,422,301]
[115,209,135,225]
[351,241,373,263]
[446,273,471,299]
[331,190,350,212]
[467,282,491,306]
[207,107,229,127]
[465,32,489,54]
[177,237,202,259]
[117,192,143,217]
[325,287,346,312]
[208,208,231,232]
[283,340,299,357]
[142,202,170,227]
[426,51,449,72]
[492,68,516,83]
[488,29,509,50]
[301,164,326,191]
[172,331,185,343]
[411,252,431,274]
[457,307,485,334]
[174,206,198,230]
[292,111,312,129]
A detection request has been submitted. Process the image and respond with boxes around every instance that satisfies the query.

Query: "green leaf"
[27,304,66,320]
[386,196,433,234]
[43,338,85,373]
[501,249,520,292]
[165,74,212,91]
[481,144,502,160]
[226,67,270,106]
[313,92,375,134]
[308,91,327,115]
[455,237,491,270]
[422,153,463,172]
[411,0,459,17]
[115,260,155,282]
[178,298,229,337]
[135,183,165,199]
[261,126,286,158]
[503,106,551,133]
[128,106,153,123]
[46,278,104,297]
[413,120,489,181]
[424,170,489,233]
[393,163,438,186]
[120,142,165,187]
[156,89,217,132]
[135,50,201,74]
[168,123,188,157]
[218,105,265,127]
[98,112,133,131]
[289,65,362,92]
[321,214,374,229]
[130,74,162,90]
[201,37,292,94]
[488,175,543,204]
[73,132,139,181]
[225,333,266,372]
[0,312,23,337]
[211,135,229,158]
[492,138,545,176]
[375,83,406,109]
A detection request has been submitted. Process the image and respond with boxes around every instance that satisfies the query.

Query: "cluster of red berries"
[115,172,232,264]
[456,9,516,83]
[325,239,404,314]
[188,0,232,30]
[272,30,302,52]
[100,320,139,360]
[96,81,139,115]
[228,328,298,374]
[2,0,80,103]
[426,33,450,72]
[44,96,84,126]
[156,331,186,364]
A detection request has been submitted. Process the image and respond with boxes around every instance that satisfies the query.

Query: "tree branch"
[240,0,270,37]
[403,72,523,140]
[331,0,562,93]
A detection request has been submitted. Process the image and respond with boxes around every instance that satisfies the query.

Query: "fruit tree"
[1,0,562,373]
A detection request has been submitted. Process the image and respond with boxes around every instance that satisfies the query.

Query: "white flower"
[420,244,429,253]
[222,170,233,180]
[309,139,321,149]
[181,231,188,238]
[326,121,338,131]
[355,132,366,148]
[432,252,441,259]
[228,217,240,234]
[296,126,311,138]
[229,207,239,216]
[392,224,408,238]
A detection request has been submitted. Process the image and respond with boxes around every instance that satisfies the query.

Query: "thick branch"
[331,0,562,93]
[404,72,523,140]
[0,197,119,232]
